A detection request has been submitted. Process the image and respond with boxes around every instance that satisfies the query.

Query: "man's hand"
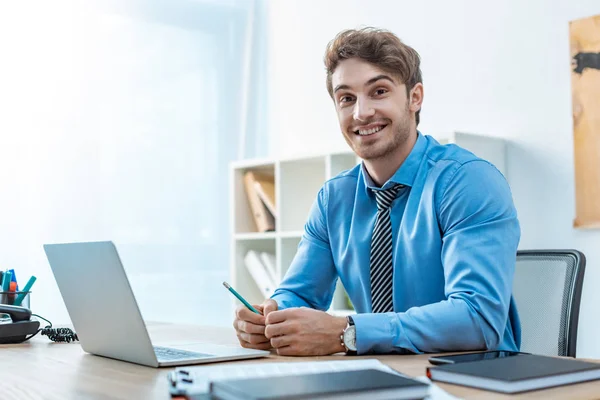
[265,307,347,356]
[234,299,278,350]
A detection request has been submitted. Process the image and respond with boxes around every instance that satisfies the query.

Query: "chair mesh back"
[512,253,577,357]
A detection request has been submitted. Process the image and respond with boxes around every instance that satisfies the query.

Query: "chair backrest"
[512,250,585,357]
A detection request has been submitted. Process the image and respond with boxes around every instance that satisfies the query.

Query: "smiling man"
[233,27,521,356]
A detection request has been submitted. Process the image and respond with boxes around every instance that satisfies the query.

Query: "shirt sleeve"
[270,187,338,311]
[351,160,521,354]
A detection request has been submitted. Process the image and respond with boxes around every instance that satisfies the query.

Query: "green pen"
[222,281,262,315]
[1,271,11,292]
[14,275,37,307]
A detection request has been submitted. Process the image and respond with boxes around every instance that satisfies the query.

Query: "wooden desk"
[1,322,599,399]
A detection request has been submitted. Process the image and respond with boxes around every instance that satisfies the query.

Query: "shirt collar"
[361,131,427,190]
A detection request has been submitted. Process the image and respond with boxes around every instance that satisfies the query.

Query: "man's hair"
[324,27,423,125]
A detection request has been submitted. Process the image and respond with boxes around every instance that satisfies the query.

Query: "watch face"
[343,325,357,351]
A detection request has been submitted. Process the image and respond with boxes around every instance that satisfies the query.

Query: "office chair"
[512,250,586,357]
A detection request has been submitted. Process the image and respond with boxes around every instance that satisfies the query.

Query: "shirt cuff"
[351,312,416,354]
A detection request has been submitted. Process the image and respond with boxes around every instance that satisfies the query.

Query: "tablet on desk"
[428,350,529,365]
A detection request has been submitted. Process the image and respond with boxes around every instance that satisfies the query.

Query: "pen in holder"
[0,291,31,309]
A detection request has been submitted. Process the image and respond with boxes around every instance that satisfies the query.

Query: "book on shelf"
[426,353,600,394]
[253,178,277,219]
[209,368,429,400]
[243,171,275,232]
[243,250,277,299]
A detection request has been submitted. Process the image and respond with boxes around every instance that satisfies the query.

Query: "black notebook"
[427,353,600,393]
[208,368,429,400]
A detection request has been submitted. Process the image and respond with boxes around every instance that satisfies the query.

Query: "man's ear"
[409,83,424,113]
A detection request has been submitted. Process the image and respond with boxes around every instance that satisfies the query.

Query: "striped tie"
[370,184,404,313]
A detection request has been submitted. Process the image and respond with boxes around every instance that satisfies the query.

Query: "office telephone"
[0,304,40,343]
[0,304,78,344]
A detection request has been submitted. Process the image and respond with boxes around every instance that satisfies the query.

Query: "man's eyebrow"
[366,74,396,86]
[333,74,396,94]
[333,84,351,94]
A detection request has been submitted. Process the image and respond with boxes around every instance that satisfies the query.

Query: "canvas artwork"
[570,14,600,228]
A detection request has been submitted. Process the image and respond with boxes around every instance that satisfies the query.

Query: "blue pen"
[9,269,18,291]
[14,276,36,307]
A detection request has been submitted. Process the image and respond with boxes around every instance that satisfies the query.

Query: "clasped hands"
[233,299,348,356]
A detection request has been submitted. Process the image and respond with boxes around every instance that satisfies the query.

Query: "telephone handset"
[0,304,40,343]
[0,304,79,344]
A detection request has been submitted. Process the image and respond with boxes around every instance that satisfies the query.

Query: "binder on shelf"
[243,171,275,232]
[253,178,277,218]
[244,250,277,299]
[258,252,278,286]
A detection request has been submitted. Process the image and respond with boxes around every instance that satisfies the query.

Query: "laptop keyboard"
[154,346,213,361]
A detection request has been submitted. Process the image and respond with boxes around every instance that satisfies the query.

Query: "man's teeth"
[357,126,384,136]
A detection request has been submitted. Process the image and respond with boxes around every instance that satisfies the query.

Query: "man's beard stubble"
[347,112,413,162]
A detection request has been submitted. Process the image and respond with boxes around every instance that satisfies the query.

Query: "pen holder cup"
[0,291,31,309]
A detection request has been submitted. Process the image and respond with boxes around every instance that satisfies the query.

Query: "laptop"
[43,241,269,367]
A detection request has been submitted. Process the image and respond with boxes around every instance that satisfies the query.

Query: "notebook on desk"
[169,359,420,397]
[169,359,426,400]
[426,353,600,393]
[210,368,429,400]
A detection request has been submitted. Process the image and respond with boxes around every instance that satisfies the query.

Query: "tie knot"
[372,184,404,211]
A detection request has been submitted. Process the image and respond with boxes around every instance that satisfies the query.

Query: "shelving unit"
[230,151,358,315]
[230,132,507,314]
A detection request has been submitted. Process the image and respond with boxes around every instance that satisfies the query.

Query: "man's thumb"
[263,299,278,316]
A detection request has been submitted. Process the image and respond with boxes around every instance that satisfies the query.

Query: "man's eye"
[374,88,388,96]
[339,95,354,103]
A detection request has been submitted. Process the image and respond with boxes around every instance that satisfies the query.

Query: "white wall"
[265,0,600,358]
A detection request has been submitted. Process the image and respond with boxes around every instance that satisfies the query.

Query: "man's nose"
[353,97,375,122]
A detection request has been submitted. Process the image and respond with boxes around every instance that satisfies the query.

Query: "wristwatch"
[340,316,357,354]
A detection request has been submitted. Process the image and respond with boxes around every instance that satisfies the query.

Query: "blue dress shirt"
[271,132,521,355]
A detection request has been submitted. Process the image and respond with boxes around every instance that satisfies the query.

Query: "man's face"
[331,58,415,161]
